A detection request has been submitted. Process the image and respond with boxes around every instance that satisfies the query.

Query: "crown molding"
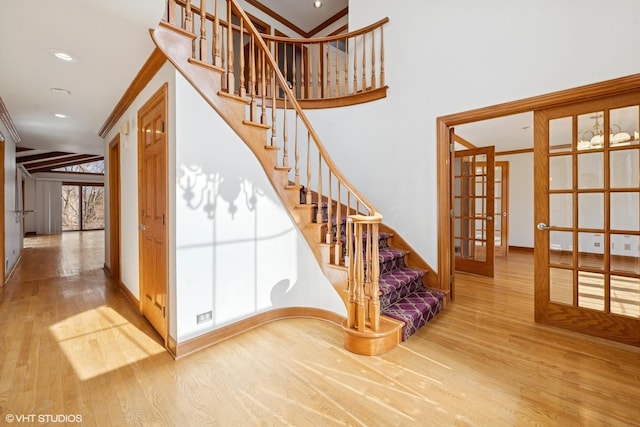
[308,7,348,37]
[246,0,347,38]
[0,96,21,143]
[98,47,166,138]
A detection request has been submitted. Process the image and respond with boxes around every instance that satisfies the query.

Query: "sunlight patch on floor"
[49,306,165,380]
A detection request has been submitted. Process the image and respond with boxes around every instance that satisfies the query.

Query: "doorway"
[438,74,640,346]
[137,84,169,342]
[108,135,121,281]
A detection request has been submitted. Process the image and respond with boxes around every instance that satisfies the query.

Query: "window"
[62,184,105,231]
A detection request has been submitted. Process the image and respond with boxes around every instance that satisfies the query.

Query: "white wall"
[174,73,344,342]
[23,173,36,234]
[104,63,344,343]
[498,153,534,248]
[1,131,21,275]
[299,0,640,273]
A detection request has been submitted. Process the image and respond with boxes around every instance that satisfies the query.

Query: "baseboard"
[3,254,22,285]
[167,336,178,359]
[103,263,112,277]
[173,307,345,359]
[509,246,534,253]
[119,281,140,312]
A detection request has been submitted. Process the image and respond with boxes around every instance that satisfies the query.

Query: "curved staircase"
[155,0,446,355]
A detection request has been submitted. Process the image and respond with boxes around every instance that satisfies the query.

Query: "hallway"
[0,234,638,425]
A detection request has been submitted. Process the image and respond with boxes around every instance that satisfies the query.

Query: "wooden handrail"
[228,0,377,215]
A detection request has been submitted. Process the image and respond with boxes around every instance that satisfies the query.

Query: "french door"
[534,91,640,345]
[453,146,495,277]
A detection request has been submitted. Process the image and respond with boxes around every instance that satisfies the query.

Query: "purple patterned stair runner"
[331,217,445,341]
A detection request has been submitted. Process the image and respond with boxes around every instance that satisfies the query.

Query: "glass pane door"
[535,94,640,346]
[454,146,495,277]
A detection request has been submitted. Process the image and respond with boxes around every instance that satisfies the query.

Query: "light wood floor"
[1,234,639,426]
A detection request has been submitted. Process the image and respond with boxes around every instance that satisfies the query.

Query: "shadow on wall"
[179,164,259,219]
[176,162,310,330]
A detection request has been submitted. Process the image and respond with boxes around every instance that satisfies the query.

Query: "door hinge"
[161,121,165,133]
[449,142,455,153]
[162,213,165,225]
[163,306,166,318]
[449,275,454,285]
[450,209,455,218]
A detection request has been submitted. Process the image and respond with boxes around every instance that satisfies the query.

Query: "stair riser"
[380,257,406,275]
[380,278,422,310]
[383,293,444,341]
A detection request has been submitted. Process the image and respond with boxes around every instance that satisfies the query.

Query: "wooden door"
[138,84,168,341]
[108,135,121,280]
[453,146,495,277]
[534,91,640,346]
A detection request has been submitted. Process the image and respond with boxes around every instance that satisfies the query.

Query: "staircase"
[334,219,445,342]
[377,233,445,340]
[155,0,446,354]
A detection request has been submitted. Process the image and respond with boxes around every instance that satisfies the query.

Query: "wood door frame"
[137,83,169,343]
[437,73,640,299]
[0,138,4,285]
[108,134,121,281]
[493,160,510,257]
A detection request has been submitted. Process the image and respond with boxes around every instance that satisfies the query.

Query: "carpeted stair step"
[382,287,445,341]
[379,247,408,274]
[379,267,425,309]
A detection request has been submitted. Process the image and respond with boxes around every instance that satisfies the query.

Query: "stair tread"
[379,267,425,309]
[379,267,425,289]
[382,287,445,341]
[379,247,408,263]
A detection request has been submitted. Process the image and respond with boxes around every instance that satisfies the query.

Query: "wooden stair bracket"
[342,316,403,356]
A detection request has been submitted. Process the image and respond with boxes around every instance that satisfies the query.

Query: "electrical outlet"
[625,243,632,251]
[196,311,213,324]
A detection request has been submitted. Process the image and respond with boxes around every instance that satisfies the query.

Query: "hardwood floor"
[0,234,639,426]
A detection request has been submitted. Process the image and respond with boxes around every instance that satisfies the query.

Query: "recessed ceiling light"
[48,48,79,63]
[54,113,69,119]
[50,87,71,95]
[313,0,322,8]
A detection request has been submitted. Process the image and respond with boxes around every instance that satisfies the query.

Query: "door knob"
[537,222,550,231]
[138,224,146,231]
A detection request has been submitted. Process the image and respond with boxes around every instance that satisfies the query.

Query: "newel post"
[346,213,382,333]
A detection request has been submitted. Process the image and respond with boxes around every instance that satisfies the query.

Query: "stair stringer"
[150,23,354,304]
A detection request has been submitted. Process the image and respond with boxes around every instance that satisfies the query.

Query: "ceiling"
[255,0,348,34]
[0,0,348,167]
[0,0,165,159]
[0,0,533,168]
